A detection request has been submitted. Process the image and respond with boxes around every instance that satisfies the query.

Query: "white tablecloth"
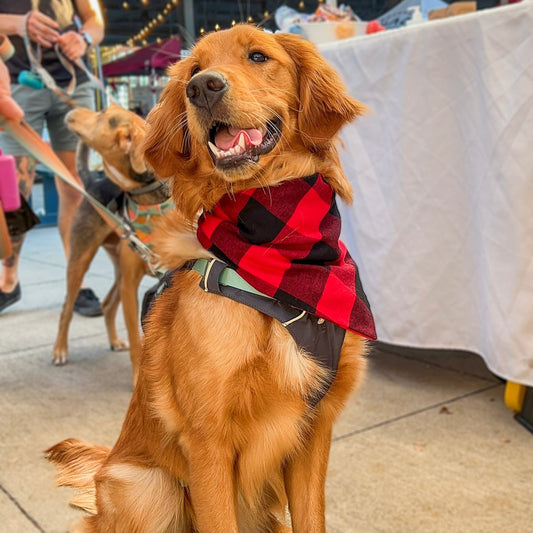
[320,3,533,385]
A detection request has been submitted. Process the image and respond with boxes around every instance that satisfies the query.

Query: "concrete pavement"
[0,226,531,533]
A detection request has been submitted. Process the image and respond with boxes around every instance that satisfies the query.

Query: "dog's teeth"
[208,141,219,156]
[209,138,247,160]
[238,133,246,150]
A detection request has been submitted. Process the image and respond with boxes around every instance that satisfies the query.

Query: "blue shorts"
[0,82,95,156]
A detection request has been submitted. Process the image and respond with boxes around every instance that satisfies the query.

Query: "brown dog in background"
[47,26,372,532]
[52,105,170,385]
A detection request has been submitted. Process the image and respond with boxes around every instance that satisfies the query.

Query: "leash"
[20,12,119,108]
[0,116,163,276]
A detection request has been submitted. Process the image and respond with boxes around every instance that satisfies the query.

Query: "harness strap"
[192,258,267,297]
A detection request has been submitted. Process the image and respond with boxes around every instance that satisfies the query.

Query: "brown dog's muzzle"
[186,72,228,110]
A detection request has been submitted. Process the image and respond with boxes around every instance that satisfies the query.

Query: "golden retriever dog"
[47,25,375,532]
[52,105,171,385]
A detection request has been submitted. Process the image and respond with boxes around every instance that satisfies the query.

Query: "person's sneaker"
[0,283,21,313]
[74,288,103,317]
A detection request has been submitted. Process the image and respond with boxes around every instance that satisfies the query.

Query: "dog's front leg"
[119,243,146,386]
[284,415,333,533]
[187,441,239,532]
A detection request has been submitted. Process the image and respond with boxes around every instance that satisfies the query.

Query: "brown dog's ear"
[274,32,365,150]
[116,121,148,175]
[143,59,193,178]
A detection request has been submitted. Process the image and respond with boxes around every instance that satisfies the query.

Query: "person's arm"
[56,0,104,62]
[76,0,104,48]
[0,13,59,47]
[0,15,26,37]
[0,59,24,121]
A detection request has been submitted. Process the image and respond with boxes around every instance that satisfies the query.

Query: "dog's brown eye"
[191,66,201,77]
[249,52,268,63]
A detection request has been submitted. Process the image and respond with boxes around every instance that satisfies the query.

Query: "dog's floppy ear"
[274,32,365,150]
[116,120,147,175]
[143,58,192,178]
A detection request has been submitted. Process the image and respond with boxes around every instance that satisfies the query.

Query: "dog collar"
[127,179,167,196]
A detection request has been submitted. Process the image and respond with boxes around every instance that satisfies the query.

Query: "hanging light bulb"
[263,11,269,19]
[247,16,254,23]
[214,24,220,31]
[231,20,236,27]
[157,14,164,21]
[200,27,205,36]
[122,1,129,9]
[141,0,149,5]
[299,1,305,10]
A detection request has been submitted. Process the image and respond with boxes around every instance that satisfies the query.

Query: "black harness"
[142,259,346,408]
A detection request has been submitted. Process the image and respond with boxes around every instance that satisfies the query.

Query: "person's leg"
[0,156,37,293]
[0,83,46,311]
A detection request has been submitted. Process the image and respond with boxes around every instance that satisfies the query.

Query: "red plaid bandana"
[196,174,376,340]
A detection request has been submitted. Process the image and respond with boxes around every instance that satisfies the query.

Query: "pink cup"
[0,148,20,211]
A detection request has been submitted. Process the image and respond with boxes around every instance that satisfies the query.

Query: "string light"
[109,0,281,61]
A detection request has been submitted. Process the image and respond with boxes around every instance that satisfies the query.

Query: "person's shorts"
[0,81,94,156]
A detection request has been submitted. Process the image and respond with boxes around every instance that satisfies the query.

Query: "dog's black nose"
[186,72,228,109]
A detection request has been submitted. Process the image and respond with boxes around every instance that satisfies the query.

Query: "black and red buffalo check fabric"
[196,173,377,340]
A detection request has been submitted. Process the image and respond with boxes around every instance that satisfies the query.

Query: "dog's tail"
[45,438,111,514]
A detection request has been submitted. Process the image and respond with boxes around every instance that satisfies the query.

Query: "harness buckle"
[200,259,227,294]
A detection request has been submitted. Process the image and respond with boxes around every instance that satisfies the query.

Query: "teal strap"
[192,258,268,298]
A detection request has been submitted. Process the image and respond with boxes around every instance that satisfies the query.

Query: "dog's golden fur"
[47,25,369,532]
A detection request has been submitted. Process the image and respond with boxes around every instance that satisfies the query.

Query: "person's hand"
[56,31,87,62]
[0,60,23,121]
[24,11,60,48]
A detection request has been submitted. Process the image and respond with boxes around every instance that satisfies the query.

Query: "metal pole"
[94,45,107,108]
[183,0,195,48]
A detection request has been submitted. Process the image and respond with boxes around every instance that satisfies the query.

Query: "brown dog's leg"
[119,243,146,386]
[53,242,103,365]
[101,238,129,353]
[284,416,333,533]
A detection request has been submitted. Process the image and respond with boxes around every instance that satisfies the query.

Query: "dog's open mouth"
[207,119,281,169]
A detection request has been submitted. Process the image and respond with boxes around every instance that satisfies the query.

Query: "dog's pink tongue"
[215,126,263,151]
